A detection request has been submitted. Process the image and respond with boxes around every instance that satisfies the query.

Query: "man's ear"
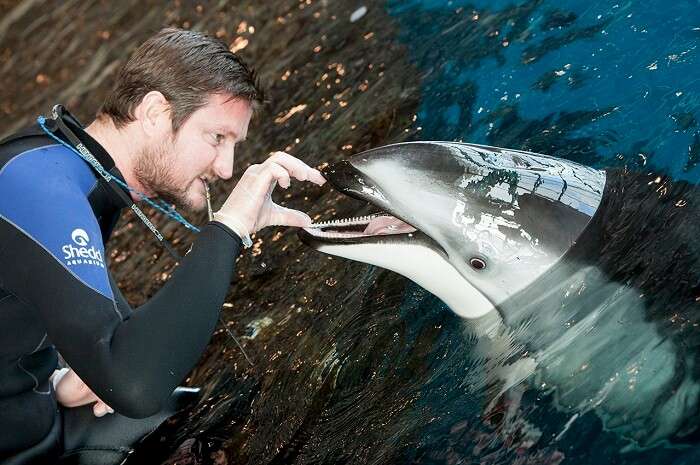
[134,91,171,137]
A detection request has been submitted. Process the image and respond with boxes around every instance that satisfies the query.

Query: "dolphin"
[300,141,606,319]
[299,141,700,447]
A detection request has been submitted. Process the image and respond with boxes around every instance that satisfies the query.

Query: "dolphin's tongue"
[362,215,416,236]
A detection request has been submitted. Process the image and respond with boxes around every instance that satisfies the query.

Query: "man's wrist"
[212,211,253,248]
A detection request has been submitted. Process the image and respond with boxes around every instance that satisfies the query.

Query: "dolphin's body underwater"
[299,141,700,447]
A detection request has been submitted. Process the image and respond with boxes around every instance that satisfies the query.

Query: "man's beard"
[133,140,198,212]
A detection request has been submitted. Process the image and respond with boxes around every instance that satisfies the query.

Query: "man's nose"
[212,144,234,180]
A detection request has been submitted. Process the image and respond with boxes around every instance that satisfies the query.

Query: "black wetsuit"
[0,116,241,462]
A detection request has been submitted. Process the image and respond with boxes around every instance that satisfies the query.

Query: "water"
[386,0,700,179]
[2,0,692,462]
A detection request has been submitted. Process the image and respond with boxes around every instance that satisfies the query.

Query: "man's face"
[134,93,253,212]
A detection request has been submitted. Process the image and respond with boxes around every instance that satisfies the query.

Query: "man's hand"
[213,151,326,238]
[53,368,114,417]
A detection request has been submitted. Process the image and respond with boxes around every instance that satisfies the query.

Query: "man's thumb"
[268,205,312,227]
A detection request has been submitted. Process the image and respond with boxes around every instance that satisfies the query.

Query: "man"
[0,28,325,463]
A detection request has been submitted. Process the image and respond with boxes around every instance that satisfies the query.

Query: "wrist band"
[51,367,71,391]
[212,212,253,248]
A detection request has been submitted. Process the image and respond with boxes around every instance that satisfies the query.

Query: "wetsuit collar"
[56,109,132,209]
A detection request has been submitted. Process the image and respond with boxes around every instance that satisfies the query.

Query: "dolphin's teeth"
[308,213,385,229]
[302,227,370,239]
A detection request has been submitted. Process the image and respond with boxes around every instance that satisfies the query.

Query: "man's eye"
[211,134,225,145]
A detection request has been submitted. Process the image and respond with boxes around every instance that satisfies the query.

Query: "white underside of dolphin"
[315,241,495,318]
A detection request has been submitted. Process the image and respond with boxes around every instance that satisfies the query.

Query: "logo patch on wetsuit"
[62,228,105,268]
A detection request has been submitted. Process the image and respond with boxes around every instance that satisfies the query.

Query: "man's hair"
[98,27,264,132]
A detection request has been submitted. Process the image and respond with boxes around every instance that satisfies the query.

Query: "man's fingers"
[219,152,326,235]
[93,403,105,417]
[265,162,291,189]
[267,152,326,186]
[242,152,326,193]
[308,169,326,186]
[266,152,308,181]
[241,162,287,192]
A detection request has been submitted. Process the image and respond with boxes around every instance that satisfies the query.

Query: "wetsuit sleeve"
[0,167,241,418]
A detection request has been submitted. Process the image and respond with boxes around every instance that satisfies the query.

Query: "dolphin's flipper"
[57,387,200,465]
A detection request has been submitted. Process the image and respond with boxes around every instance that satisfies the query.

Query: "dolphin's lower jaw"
[301,232,496,318]
[298,214,495,318]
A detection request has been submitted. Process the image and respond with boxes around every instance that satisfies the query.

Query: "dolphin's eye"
[470,257,487,270]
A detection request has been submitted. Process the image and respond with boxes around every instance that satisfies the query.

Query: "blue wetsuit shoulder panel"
[0,144,113,300]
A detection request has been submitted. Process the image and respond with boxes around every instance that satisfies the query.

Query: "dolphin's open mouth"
[303,213,417,240]
[300,158,419,243]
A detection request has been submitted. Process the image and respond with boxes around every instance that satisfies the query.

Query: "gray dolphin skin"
[299,141,700,448]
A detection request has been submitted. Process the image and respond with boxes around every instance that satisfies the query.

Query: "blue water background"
[387,0,700,180]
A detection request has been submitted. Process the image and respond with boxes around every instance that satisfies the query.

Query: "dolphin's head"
[299,141,606,318]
